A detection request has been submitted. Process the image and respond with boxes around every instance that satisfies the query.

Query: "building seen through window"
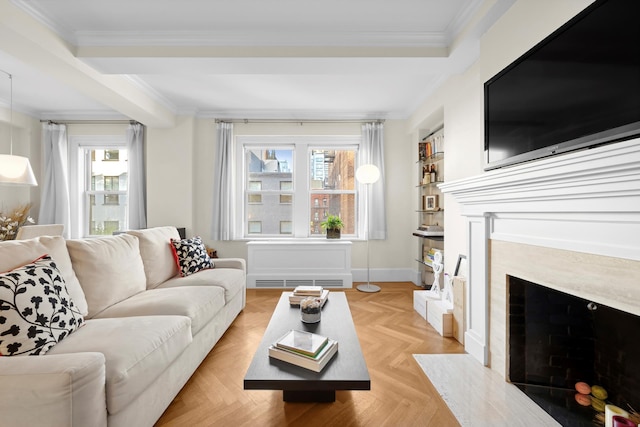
[87,148,128,235]
[243,145,356,237]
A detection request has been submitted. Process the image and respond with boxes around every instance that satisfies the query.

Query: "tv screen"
[484,0,640,170]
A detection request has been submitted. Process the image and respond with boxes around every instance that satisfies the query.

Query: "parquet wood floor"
[155,282,465,427]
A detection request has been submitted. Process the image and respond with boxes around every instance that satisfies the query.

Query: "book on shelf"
[414,229,444,237]
[419,224,443,232]
[269,339,338,372]
[289,289,330,307]
[275,329,329,357]
[292,285,323,296]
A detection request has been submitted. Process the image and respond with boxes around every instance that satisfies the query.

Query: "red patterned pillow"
[169,236,213,277]
[0,255,84,356]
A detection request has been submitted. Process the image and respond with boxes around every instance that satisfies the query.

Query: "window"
[247,180,262,203]
[103,150,119,161]
[280,221,292,234]
[308,149,356,236]
[237,136,360,239]
[69,137,129,238]
[248,221,262,234]
[102,176,120,205]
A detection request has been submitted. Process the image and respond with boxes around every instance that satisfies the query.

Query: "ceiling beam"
[0,0,176,127]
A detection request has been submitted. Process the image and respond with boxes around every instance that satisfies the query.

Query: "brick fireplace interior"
[508,275,640,426]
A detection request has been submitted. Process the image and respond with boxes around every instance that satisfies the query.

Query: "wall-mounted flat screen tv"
[484,0,640,171]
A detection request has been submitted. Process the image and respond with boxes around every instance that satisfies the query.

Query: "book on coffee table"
[289,289,330,307]
[292,285,323,296]
[269,339,338,372]
[275,329,328,357]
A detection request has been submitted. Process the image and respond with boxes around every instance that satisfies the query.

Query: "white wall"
[408,0,594,279]
[186,119,414,280]
[145,116,196,232]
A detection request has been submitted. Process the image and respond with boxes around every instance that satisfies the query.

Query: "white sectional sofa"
[0,226,246,427]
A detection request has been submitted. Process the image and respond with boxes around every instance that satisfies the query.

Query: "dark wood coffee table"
[243,291,370,402]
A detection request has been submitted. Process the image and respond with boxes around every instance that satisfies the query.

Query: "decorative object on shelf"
[320,214,343,239]
[355,164,381,293]
[300,297,322,323]
[0,70,38,186]
[454,254,468,279]
[0,203,35,241]
[424,195,439,211]
[441,273,454,310]
[427,251,443,298]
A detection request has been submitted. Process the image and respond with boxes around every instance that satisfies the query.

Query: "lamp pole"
[356,164,381,293]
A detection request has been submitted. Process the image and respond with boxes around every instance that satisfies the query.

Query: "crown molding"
[72,30,448,48]
[197,109,398,121]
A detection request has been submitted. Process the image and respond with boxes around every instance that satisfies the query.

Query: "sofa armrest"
[0,352,107,427]
[214,257,246,272]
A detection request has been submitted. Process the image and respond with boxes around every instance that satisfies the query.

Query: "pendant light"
[0,70,37,186]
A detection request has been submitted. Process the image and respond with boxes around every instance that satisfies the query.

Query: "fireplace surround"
[439,137,640,383]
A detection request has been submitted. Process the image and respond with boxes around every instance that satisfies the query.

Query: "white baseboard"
[351,268,417,284]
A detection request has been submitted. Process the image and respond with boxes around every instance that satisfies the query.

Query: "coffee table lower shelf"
[243,292,370,403]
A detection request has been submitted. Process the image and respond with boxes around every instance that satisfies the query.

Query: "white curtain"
[211,122,234,240]
[359,122,387,240]
[38,123,70,238]
[126,123,147,230]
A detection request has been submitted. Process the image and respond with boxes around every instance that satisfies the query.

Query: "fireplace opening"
[508,276,640,426]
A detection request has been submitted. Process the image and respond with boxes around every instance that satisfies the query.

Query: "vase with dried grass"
[0,203,34,241]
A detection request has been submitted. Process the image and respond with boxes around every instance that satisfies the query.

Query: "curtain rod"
[41,119,141,125]
[215,118,384,124]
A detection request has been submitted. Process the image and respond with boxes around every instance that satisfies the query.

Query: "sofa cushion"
[94,286,225,335]
[48,315,191,415]
[157,267,245,303]
[0,255,84,356]
[126,227,180,289]
[170,236,213,277]
[66,234,146,318]
[0,236,88,316]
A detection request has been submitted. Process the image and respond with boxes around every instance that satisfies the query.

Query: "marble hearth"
[439,137,640,378]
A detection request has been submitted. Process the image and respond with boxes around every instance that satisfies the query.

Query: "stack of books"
[414,224,444,237]
[288,285,330,306]
[268,329,338,372]
[424,248,444,265]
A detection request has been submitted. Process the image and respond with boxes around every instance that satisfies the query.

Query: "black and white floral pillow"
[0,255,84,356]
[170,236,214,277]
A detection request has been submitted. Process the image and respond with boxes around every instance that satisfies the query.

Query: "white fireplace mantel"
[439,137,640,365]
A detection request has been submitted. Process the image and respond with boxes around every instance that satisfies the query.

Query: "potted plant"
[321,215,344,239]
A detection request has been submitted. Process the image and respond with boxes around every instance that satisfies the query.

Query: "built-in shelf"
[416,259,435,270]
[412,232,444,241]
[417,152,444,163]
[415,128,445,288]
[416,181,444,188]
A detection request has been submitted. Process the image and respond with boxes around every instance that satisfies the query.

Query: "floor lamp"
[356,164,381,293]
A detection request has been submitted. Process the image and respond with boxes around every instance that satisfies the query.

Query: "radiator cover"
[247,240,352,288]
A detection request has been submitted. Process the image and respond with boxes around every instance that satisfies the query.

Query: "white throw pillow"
[126,227,180,288]
[66,234,146,318]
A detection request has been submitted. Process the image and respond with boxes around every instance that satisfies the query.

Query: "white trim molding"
[440,137,640,365]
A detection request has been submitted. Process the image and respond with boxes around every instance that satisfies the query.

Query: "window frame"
[235,135,361,240]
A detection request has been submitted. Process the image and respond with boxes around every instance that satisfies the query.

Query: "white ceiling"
[0,0,515,124]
